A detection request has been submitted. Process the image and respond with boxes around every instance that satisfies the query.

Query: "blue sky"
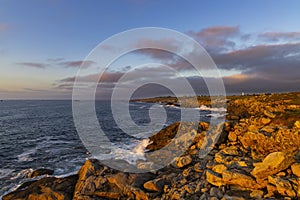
[0,0,300,99]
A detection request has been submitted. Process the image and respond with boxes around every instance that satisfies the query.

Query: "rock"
[251,152,294,179]
[261,126,274,133]
[194,162,204,172]
[295,121,300,129]
[143,178,165,192]
[291,163,300,177]
[210,187,223,198]
[129,187,149,200]
[146,122,180,151]
[73,159,154,200]
[248,124,258,132]
[261,117,271,125]
[227,115,239,120]
[3,175,78,200]
[200,121,209,130]
[222,170,264,189]
[265,184,277,198]
[214,152,235,165]
[184,184,194,194]
[200,192,209,200]
[228,132,237,142]
[28,168,54,178]
[212,164,227,174]
[206,169,225,187]
[221,194,245,200]
[223,122,231,132]
[220,146,239,156]
[276,172,286,177]
[93,191,120,199]
[264,110,276,119]
[250,190,264,199]
[268,176,296,197]
[171,191,182,199]
[175,155,192,168]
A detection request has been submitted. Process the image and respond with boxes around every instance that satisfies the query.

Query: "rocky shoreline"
[3,92,300,200]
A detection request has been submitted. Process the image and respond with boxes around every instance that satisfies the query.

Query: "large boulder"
[251,152,294,180]
[73,159,155,200]
[2,175,78,200]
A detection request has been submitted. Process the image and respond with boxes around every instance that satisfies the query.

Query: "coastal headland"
[3,92,300,200]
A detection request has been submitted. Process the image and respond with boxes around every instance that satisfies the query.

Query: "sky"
[0,0,300,99]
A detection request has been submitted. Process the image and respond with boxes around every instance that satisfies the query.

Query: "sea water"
[0,100,224,196]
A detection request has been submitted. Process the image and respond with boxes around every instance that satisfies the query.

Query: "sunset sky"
[0,0,300,99]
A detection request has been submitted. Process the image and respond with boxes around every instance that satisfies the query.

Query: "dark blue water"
[0,100,216,196]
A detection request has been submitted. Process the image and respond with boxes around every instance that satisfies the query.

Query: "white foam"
[198,105,227,112]
[0,168,14,179]
[17,148,36,162]
[99,139,150,165]
[9,168,33,180]
[205,113,226,118]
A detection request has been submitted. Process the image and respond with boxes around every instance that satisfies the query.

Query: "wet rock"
[251,152,294,179]
[146,122,180,151]
[28,168,54,178]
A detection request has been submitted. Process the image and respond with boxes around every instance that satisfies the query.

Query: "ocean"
[0,100,222,196]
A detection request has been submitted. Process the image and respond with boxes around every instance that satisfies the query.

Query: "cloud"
[17,59,96,69]
[259,31,300,42]
[16,62,48,69]
[58,60,96,68]
[59,71,125,85]
[47,58,65,62]
[22,88,50,92]
[211,42,300,73]
[189,26,240,52]
[52,27,300,98]
[193,26,240,38]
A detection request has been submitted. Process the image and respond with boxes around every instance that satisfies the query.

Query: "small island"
[3,92,300,200]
